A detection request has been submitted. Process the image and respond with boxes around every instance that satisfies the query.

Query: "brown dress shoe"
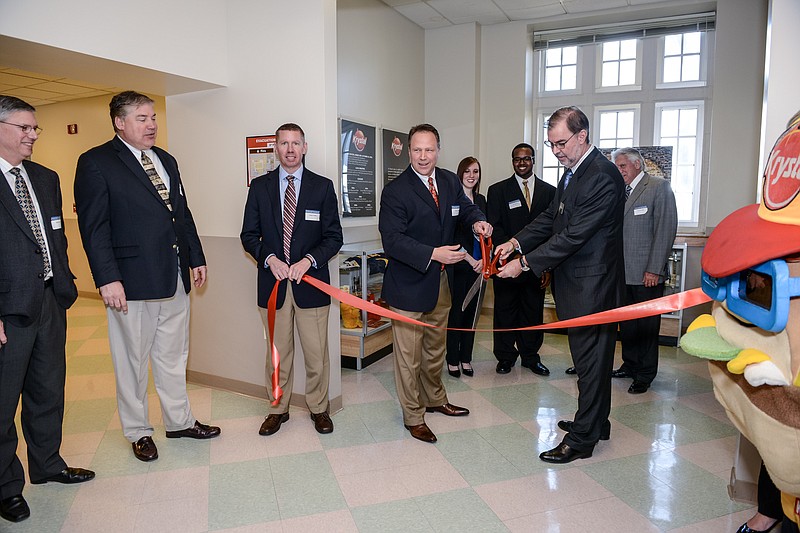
[165,420,221,439]
[425,403,469,416]
[404,423,437,443]
[310,412,334,434]
[132,436,158,462]
[259,412,289,435]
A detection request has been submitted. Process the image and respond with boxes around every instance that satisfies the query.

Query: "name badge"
[451,205,460,216]
[508,199,522,210]
[558,202,565,215]
[634,206,648,216]
[305,209,320,221]
[50,216,62,230]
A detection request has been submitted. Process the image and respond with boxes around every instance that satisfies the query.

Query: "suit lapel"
[0,168,37,244]
[294,169,312,233]
[269,171,283,234]
[505,176,528,216]
[625,173,649,214]
[409,170,440,217]
[24,161,55,249]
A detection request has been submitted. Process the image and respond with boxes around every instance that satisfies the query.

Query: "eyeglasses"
[0,120,42,135]
[544,131,578,150]
[512,156,533,163]
[701,259,800,332]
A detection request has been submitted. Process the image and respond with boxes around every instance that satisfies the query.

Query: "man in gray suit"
[0,96,94,523]
[611,147,677,394]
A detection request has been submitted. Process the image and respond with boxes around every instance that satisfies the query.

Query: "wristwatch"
[519,255,531,272]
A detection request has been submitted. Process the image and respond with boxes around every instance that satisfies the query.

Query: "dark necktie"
[11,167,51,278]
[562,169,573,189]
[427,176,439,210]
[283,176,296,262]
[625,185,632,199]
[141,151,172,211]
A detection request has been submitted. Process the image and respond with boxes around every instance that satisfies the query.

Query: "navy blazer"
[75,137,206,300]
[0,161,77,326]
[241,167,343,309]
[515,147,625,319]
[379,165,486,312]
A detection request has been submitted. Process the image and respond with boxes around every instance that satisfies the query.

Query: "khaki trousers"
[259,283,330,415]
[390,271,451,426]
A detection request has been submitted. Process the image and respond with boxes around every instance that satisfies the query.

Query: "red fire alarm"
[67,124,78,135]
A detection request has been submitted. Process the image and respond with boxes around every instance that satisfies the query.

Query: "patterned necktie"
[283,176,296,262]
[141,151,172,211]
[11,167,51,278]
[625,184,632,199]
[427,176,439,210]
[562,169,573,189]
[522,179,531,208]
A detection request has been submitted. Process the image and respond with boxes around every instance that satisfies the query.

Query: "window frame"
[593,104,641,149]
[595,38,643,92]
[656,31,708,89]
[538,45,581,96]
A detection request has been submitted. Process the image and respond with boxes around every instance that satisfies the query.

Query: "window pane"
[546,48,561,67]
[619,60,636,85]
[562,46,577,64]
[603,41,620,61]
[618,137,634,148]
[682,54,700,81]
[598,139,617,148]
[676,165,695,189]
[602,62,619,87]
[678,138,696,165]
[545,67,561,91]
[664,34,682,56]
[562,65,577,90]
[679,108,698,135]
[618,111,634,138]
[683,32,701,54]
[663,56,681,83]
[675,191,692,221]
[620,39,637,59]
[599,113,617,139]
[661,110,679,137]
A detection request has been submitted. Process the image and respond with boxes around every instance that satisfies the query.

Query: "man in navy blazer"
[75,91,220,464]
[497,107,624,463]
[241,123,343,436]
[379,124,492,443]
[0,96,94,524]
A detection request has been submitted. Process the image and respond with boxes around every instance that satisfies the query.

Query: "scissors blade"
[462,273,483,312]
[470,278,486,329]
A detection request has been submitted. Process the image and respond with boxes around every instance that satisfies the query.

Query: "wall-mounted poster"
[340,119,376,217]
[382,128,409,186]
[246,134,276,186]
[599,146,673,181]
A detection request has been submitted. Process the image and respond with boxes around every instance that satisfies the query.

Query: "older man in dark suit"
[611,147,678,394]
[497,106,624,463]
[0,96,94,523]
[241,123,343,436]
[75,91,220,464]
[379,124,492,443]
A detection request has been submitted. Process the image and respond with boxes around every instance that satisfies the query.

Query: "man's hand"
[472,221,493,237]
[471,257,484,274]
[643,272,660,288]
[0,319,7,345]
[497,258,523,279]
[431,245,466,265]
[267,256,290,280]
[495,240,516,262]
[193,266,208,288]
[288,257,312,284]
[99,281,128,313]
[540,271,551,289]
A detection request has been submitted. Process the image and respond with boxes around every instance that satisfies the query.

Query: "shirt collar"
[280,164,303,182]
[569,144,595,174]
[629,171,645,190]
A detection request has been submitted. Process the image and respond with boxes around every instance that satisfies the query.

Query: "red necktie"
[283,176,296,262]
[428,176,439,209]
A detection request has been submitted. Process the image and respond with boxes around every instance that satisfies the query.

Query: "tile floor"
[6,297,756,532]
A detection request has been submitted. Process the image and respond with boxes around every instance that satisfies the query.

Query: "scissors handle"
[480,234,502,279]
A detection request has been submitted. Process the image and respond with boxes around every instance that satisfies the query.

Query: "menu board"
[340,119,376,217]
[382,128,409,186]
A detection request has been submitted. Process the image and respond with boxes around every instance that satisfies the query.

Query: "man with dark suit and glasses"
[496,106,624,464]
[0,96,94,523]
[75,91,220,464]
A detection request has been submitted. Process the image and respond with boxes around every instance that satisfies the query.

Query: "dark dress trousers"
[0,161,77,498]
[515,147,624,451]
[486,175,556,366]
[446,193,486,366]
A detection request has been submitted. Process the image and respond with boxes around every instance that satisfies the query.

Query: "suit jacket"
[74,136,205,300]
[379,165,486,312]
[623,173,678,285]
[0,161,77,326]
[241,167,343,309]
[487,174,556,284]
[515,147,624,319]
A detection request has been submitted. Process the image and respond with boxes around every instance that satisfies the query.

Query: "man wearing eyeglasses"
[496,106,625,464]
[0,96,95,523]
[487,143,555,376]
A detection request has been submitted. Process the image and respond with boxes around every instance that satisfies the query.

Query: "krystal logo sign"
[391,136,403,156]
[763,125,800,211]
[353,129,367,152]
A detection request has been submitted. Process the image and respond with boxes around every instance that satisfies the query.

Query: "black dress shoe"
[31,467,95,485]
[628,380,649,394]
[565,366,577,375]
[259,412,289,435]
[425,403,469,416]
[310,411,334,434]
[0,494,29,523]
[132,436,158,462]
[557,420,610,440]
[496,360,513,374]
[611,368,631,378]
[522,361,550,376]
[404,423,437,443]
[539,442,593,464]
[166,420,221,439]
[736,520,779,533]
[447,364,461,378]
[461,362,474,377]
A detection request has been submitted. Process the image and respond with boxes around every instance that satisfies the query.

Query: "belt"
[44,278,53,288]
